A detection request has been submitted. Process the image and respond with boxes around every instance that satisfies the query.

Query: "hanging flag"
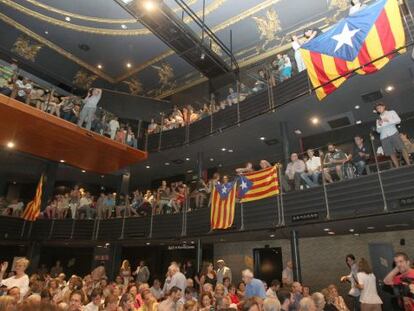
[300,0,405,100]
[22,174,44,221]
[238,166,279,203]
[210,181,237,230]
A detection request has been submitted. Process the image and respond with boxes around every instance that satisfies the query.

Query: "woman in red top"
[228,284,240,305]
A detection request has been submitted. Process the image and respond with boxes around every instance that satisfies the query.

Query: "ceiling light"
[143,0,156,11]
[187,170,193,173]
[349,228,355,232]
[165,162,170,166]
[354,105,360,109]
[228,149,233,153]
[323,228,330,232]
[260,137,266,141]
[385,85,394,92]
[65,16,71,22]
[6,141,15,148]
[126,63,132,68]
[269,234,275,238]
[81,170,86,173]
[200,52,206,60]
[190,241,195,244]
[44,31,49,35]
[121,24,127,29]
[100,175,105,178]
[12,181,16,185]
[209,158,214,161]
[354,233,360,236]
[221,148,226,151]
[97,64,103,69]
[218,164,222,167]
[328,231,335,235]
[294,129,302,135]
[367,226,375,230]
[60,160,65,163]
[146,165,150,169]
[121,0,133,3]
[311,117,319,125]
[185,157,190,161]
[146,242,151,245]
[356,120,362,124]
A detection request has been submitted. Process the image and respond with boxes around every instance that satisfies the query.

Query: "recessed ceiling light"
[218,164,222,167]
[126,63,132,68]
[165,162,170,166]
[311,117,320,125]
[190,241,195,244]
[323,228,330,231]
[145,165,150,169]
[60,159,65,163]
[44,31,49,35]
[187,170,193,173]
[143,0,156,11]
[146,242,151,245]
[354,233,360,236]
[121,24,127,29]
[209,158,214,161]
[328,231,335,235]
[294,129,302,135]
[97,64,103,69]
[367,226,375,230]
[356,120,362,124]
[349,228,355,232]
[6,141,15,148]
[121,0,133,3]
[65,16,71,22]
[228,149,233,153]
[185,157,190,161]
[354,105,360,109]
[12,181,16,185]
[260,137,266,141]
[269,234,275,238]
[221,148,226,151]
[385,85,394,92]
[81,170,86,173]
[100,175,105,178]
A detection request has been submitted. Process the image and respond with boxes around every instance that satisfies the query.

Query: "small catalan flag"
[22,174,44,221]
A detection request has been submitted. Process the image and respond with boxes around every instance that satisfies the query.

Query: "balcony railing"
[2,165,414,242]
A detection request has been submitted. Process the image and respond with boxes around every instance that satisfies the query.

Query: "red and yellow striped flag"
[239,166,279,203]
[300,0,405,100]
[22,174,44,221]
[210,181,237,230]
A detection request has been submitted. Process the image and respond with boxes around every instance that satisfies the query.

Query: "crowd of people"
[0,251,414,311]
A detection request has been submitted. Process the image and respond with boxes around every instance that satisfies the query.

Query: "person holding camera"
[384,252,414,311]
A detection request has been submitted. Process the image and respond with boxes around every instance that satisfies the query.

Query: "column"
[118,170,131,195]
[280,121,290,166]
[197,152,203,180]
[196,239,202,272]
[290,230,302,283]
[41,162,58,211]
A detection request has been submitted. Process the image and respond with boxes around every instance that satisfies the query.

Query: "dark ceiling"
[0,0,358,98]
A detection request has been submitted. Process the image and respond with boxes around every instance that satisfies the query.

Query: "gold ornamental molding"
[0,12,116,83]
[23,0,198,24]
[1,0,225,36]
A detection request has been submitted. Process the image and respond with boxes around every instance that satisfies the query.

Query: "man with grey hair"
[242,268,266,299]
[216,259,232,284]
[166,263,186,292]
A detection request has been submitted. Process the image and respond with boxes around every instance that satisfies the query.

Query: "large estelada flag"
[300,0,405,100]
[22,174,44,221]
[238,166,279,203]
[210,181,237,230]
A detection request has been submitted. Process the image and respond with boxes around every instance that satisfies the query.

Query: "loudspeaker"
[253,247,283,285]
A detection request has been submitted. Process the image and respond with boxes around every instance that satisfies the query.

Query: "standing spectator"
[266,279,280,299]
[283,153,306,191]
[384,252,414,311]
[291,35,306,73]
[126,127,138,148]
[282,261,294,287]
[340,254,360,311]
[281,55,292,80]
[301,149,321,187]
[242,269,266,299]
[0,259,30,301]
[323,144,349,182]
[115,125,127,144]
[198,262,217,289]
[216,259,232,284]
[108,117,120,140]
[375,102,410,167]
[356,258,382,311]
[147,119,158,134]
[119,260,131,288]
[134,261,150,284]
[95,193,106,219]
[78,88,102,130]
[350,135,370,176]
[13,77,32,104]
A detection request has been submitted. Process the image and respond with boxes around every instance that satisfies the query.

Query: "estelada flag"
[238,166,279,203]
[300,0,405,100]
[22,174,44,221]
[210,181,237,230]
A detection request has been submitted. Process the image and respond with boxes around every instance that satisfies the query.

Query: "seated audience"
[301,149,321,187]
[323,144,349,182]
[282,153,306,191]
[350,135,370,176]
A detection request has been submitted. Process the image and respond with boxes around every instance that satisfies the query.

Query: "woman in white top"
[356,258,382,311]
[0,258,30,301]
[291,35,306,73]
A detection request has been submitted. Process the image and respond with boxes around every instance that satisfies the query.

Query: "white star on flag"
[331,23,360,52]
[240,180,248,190]
[221,187,227,194]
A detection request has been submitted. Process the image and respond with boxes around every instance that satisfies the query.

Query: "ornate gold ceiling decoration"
[23,0,198,24]
[328,0,349,22]
[12,35,42,62]
[252,8,281,52]
[1,0,225,36]
[122,78,143,95]
[73,70,98,90]
[0,12,116,83]
[152,63,176,95]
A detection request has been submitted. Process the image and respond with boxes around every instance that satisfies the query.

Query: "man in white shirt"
[282,261,293,286]
[283,153,306,191]
[266,279,281,299]
[301,149,321,187]
[84,289,101,311]
[109,117,120,140]
[78,88,102,130]
[0,259,30,301]
[14,77,32,104]
[375,102,410,168]
[216,259,232,284]
[150,278,164,300]
[166,263,186,293]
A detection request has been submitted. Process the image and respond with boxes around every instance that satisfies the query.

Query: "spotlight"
[143,0,156,11]
[146,165,150,169]
[228,149,233,153]
[311,117,319,125]
[221,148,226,151]
[97,64,103,69]
[121,24,127,29]
[44,31,49,35]
[165,162,170,166]
[269,234,275,238]
[81,170,86,173]
[209,158,214,161]
[65,16,71,22]
[126,63,132,68]
[354,105,360,109]
[6,141,15,148]
[185,157,190,161]
[60,159,65,163]
[356,120,362,124]
[328,231,335,235]
[259,137,266,141]
[385,85,394,92]
[323,228,330,232]
[294,129,302,135]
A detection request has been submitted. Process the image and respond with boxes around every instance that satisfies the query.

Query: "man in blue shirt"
[242,269,266,299]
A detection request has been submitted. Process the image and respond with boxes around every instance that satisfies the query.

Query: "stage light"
[323,228,330,232]
[44,31,49,35]
[6,141,15,148]
[367,226,375,230]
[328,231,335,235]
[269,234,275,238]
[200,52,205,60]
[209,158,214,161]
[311,117,319,125]
[349,229,355,232]
[143,1,156,11]
[228,149,233,153]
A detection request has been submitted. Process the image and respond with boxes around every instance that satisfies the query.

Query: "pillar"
[118,170,131,196]
[196,239,202,272]
[290,230,302,283]
[280,121,290,166]
[197,152,203,180]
